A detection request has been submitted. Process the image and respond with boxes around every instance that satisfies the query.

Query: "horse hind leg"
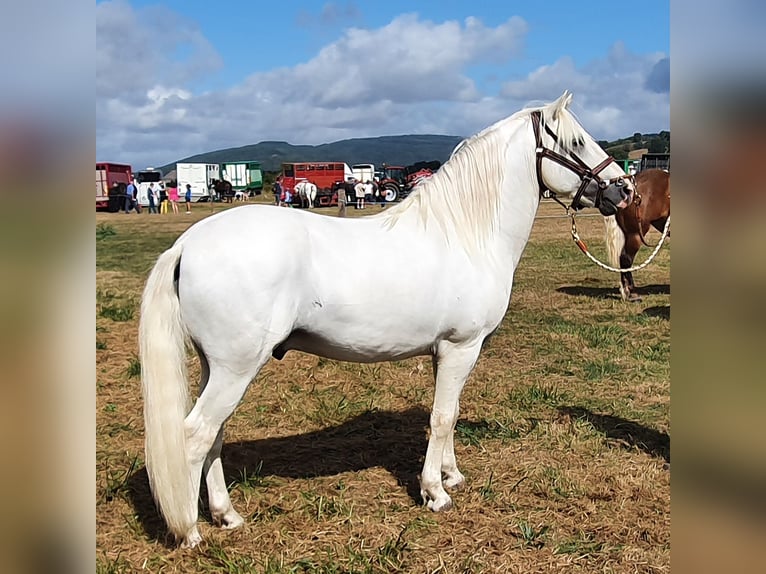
[420,339,482,511]
[181,351,271,547]
[192,349,245,530]
[204,426,244,529]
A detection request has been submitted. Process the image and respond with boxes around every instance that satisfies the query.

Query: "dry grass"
[96,199,669,573]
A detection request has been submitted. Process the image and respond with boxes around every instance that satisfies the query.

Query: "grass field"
[96,197,669,573]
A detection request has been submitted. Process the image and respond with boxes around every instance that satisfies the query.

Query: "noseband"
[531,110,625,211]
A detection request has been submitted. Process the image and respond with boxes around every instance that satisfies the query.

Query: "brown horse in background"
[605,169,670,301]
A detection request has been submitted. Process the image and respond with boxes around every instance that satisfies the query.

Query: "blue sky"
[97,0,670,170]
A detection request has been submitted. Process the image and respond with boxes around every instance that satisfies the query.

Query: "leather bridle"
[531,110,628,211]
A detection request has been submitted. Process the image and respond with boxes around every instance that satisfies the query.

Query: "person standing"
[364,180,374,207]
[184,184,192,213]
[273,179,282,206]
[125,179,137,213]
[159,183,168,214]
[167,181,180,214]
[147,182,158,213]
[354,179,366,209]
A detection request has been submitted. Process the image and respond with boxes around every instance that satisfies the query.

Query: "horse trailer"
[96,162,132,210]
[280,162,351,207]
[177,163,220,202]
[135,168,163,206]
[220,161,264,196]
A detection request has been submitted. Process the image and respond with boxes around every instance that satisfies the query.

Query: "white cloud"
[96,4,668,171]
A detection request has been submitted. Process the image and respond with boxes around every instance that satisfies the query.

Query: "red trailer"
[96,162,133,210]
[281,162,348,207]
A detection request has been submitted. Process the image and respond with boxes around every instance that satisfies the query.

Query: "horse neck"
[490,144,541,270]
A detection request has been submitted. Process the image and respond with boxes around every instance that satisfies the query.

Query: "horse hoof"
[428,497,453,512]
[444,473,465,490]
[180,527,202,549]
[213,508,245,530]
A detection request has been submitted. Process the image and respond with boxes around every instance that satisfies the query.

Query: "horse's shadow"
[556,284,670,300]
[127,406,670,544]
[128,407,432,544]
[558,405,670,463]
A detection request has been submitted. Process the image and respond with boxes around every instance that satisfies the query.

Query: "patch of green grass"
[251,503,287,523]
[96,553,131,574]
[579,323,627,348]
[197,540,257,571]
[555,532,604,556]
[478,471,497,501]
[101,456,138,502]
[300,490,354,522]
[125,356,141,378]
[96,223,116,241]
[306,389,366,426]
[455,419,521,447]
[633,340,670,363]
[516,520,550,548]
[508,383,570,410]
[535,465,581,499]
[581,358,623,381]
[231,461,273,492]
[97,339,107,350]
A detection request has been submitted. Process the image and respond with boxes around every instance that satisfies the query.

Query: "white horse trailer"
[177,163,220,202]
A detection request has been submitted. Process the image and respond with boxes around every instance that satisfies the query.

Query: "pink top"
[167,186,179,201]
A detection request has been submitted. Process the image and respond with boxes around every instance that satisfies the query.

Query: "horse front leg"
[420,339,482,511]
[620,234,643,302]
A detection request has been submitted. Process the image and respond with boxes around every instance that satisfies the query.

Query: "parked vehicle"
[220,161,264,196]
[135,168,164,206]
[351,163,375,184]
[96,162,132,210]
[177,163,220,202]
[280,162,351,207]
[374,164,433,202]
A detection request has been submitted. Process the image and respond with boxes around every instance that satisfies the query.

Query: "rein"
[569,211,671,273]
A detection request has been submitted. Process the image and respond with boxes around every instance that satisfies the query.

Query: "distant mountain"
[159,131,670,175]
[159,135,465,174]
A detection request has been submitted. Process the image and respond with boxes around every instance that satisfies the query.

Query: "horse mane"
[381,92,586,252]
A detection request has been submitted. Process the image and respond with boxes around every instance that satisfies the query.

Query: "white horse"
[139,91,633,548]
[294,180,318,208]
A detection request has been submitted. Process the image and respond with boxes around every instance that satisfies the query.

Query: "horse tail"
[604,214,625,269]
[139,242,196,542]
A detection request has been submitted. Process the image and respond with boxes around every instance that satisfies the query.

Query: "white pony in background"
[294,180,317,208]
[139,91,633,548]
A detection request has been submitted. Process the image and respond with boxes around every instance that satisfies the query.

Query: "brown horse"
[605,169,670,301]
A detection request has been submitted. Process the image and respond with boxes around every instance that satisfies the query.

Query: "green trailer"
[220,161,264,195]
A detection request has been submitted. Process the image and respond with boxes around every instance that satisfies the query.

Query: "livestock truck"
[96,162,132,210]
[176,162,221,202]
[220,161,264,196]
[280,161,353,207]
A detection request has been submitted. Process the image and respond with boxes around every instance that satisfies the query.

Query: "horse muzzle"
[598,183,633,216]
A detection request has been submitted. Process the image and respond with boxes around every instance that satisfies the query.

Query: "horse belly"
[277,327,433,363]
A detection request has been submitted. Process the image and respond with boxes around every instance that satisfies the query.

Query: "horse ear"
[552,91,573,120]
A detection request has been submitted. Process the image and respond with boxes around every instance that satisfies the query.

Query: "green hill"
[160,135,465,174]
[598,131,670,160]
[160,131,670,175]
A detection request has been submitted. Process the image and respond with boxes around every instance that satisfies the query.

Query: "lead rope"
[569,211,670,273]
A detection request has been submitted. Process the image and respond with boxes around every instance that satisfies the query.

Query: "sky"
[96,0,670,171]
